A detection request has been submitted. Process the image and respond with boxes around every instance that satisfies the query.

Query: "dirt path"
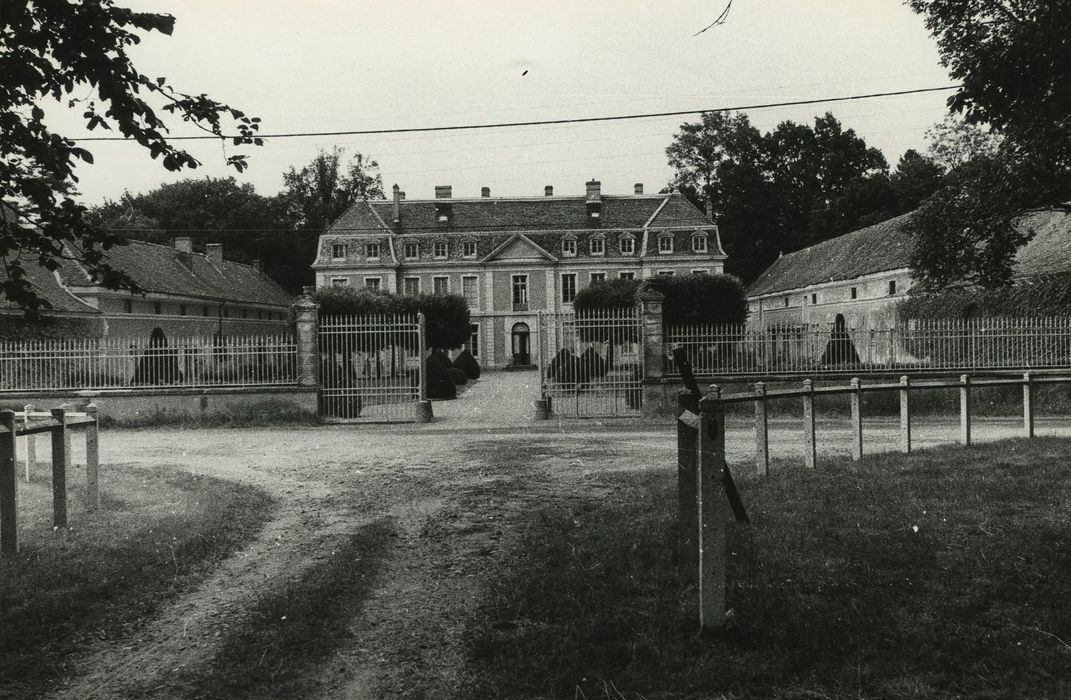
[42,414,1071,698]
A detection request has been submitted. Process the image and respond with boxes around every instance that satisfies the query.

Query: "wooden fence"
[0,405,100,556]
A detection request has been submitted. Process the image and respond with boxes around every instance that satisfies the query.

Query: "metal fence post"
[802,379,816,469]
[1023,371,1035,438]
[959,374,972,446]
[754,382,769,476]
[697,386,727,631]
[51,407,68,529]
[899,375,912,454]
[676,391,700,573]
[1,410,18,555]
[850,377,863,461]
[85,404,100,511]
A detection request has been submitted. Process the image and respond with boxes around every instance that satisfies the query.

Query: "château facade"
[312,180,726,368]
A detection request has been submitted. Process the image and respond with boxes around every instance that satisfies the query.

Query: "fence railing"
[665,317,1071,376]
[0,334,298,392]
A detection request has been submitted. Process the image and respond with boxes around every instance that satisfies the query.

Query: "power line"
[75,85,959,143]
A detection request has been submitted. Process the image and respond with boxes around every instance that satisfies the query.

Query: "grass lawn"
[460,438,1071,699]
[0,463,273,699]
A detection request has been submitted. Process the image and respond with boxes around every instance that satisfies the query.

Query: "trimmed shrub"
[547,348,579,384]
[454,349,481,379]
[577,347,607,382]
[426,351,456,399]
[446,367,468,386]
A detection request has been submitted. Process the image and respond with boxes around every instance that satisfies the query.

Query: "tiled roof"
[58,240,293,307]
[1,256,101,314]
[747,213,916,296]
[747,207,1071,297]
[327,193,712,236]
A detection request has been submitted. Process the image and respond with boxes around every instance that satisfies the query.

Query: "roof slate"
[1,257,100,314]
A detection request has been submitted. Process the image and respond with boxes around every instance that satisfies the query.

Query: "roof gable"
[482,233,557,263]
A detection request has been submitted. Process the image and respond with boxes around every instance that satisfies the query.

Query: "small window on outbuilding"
[888,280,897,295]
[850,287,858,300]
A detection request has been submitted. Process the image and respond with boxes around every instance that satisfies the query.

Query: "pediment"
[483,234,556,263]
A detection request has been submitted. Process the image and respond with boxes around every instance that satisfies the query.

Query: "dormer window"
[692,233,708,253]
[434,241,448,259]
[365,242,380,260]
[590,235,605,256]
[331,242,347,260]
[658,234,674,254]
[562,235,577,257]
[463,240,477,258]
[404,241,418,259]
[435,203,453,224]
[619,234,635,255]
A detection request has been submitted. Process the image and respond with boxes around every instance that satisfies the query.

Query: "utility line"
[76,85,959,143]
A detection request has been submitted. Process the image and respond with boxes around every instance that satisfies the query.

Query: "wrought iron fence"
[665,317,1071,376]
[540,307,644,417]
[0,334,298,392]
[318,313,424,422]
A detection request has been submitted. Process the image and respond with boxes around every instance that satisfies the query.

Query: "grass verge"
[460,438,1071,699]
[0,465,274,699]
[99,398,321,429]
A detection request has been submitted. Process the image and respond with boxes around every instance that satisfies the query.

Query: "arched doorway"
[511,322,531,366]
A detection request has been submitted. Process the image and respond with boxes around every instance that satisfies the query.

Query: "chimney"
[173,236,193,254]
[392,184,401,223]
[634,183,644,195]
[434,185,452,199]
[481,187,491,198]
[585,179,601,201]
[705,200,714,220]
[399,190,406,200]
[251,258,262,273]
[544,185,553,197]
[205,242,223,267]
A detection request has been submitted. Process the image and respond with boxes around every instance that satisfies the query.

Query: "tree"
[282,147,385,230]
[923,116,1002,172]
[890,149,946,210]
[1,1,260,313]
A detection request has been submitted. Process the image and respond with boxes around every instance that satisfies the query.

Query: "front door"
[511,322,530,365]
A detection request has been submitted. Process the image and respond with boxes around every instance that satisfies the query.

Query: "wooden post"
[959,374,972,446]
[51,407,68,529]
[1023,371,1035,438]
[754,382,769,476]
[802,379,816,469]
[23,403,35,482]
[0,410,18,555]
[899,375,911,454]
[697,386,728,631]
[849,377,863,461]
[61,403,73,467]
[85,404,100,511]
[676,392,700,573]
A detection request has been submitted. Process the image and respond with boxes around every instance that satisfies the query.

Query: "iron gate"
[319,313,425,422]
[539,307,644,417]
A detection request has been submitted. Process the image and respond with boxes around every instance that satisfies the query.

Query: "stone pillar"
[639,289,665,415]
[292,286,320,387]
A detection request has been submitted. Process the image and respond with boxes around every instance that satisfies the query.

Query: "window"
[811,293,818,304]
[258,310,264,320]
[365,242,380,259]
[619,235,635,255]
[691,269,709,275]
[331,243,346,259]
[692,234,708,253]
[512,274,528,309]
[124,299,133,314]
[403,277,420,296]
[658,235,674,254]
[619,271,635,280]
[888,280,897,295]
[404,241,419,259]
[364,277,381,290]
[433,241,448,259]
[463,240,477,258]
[223,307,230,318]
[658,270,675,277]
[561,273,577,303]
[153,302,162,315]
[590,272,606,283]
[561,237,577,257]
[331,277,350,287]
[783,296,790,307]
[180,304,187,316]
[850,287,858,300]
[433,276,449,295]
[462,275,478,305]
[469,323,480,357]
[202,305,210,317]
[590,236,605,256]
[242,309,248,319]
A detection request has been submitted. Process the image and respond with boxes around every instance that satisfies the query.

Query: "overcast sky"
[54,0,953,205]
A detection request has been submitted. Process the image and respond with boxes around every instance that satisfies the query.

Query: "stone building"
[313,180,725,368]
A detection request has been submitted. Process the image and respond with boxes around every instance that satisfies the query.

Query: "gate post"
[1,410,18,555]
[697,386,728,631]
[639,290,665,415]
[292,287,320,387]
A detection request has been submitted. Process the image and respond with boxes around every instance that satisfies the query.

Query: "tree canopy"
[311,287,470,351]
[1,1,260,313]
[282,147,385,231]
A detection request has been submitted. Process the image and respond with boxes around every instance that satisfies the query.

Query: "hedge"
[573,273,749,325]
[311,287,470,350]
[897,272,1071,319]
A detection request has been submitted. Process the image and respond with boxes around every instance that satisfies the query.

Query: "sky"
[51,0,955,205]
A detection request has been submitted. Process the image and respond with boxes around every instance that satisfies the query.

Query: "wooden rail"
[0,404,100,556]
